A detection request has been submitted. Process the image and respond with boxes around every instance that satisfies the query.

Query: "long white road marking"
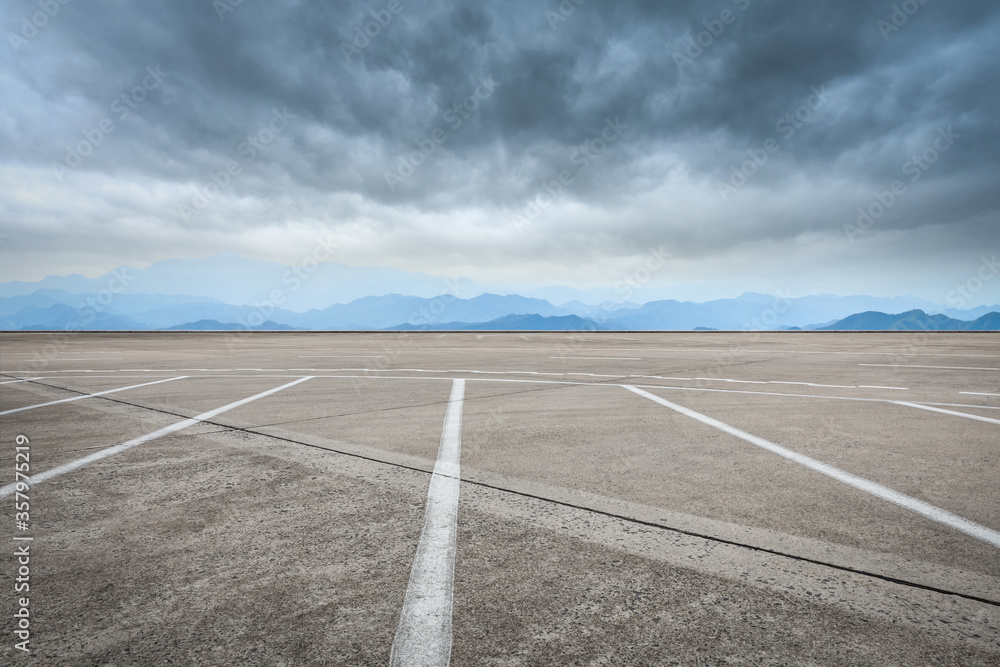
[0,377,188,415]
[5,370,998,412]
[623,385,1000,549]
[860,363,1000,372]
[0,366,956,395]
[961,391,1000,398]
[697,377,767,385]
[550,356,642,360]
[894,401,1000,426]
[0,377,44,385]
[391,379,465,667]
[22,357,123,361]
[859,385,909,390]
[0,377,313,498]
[769,381,858,389]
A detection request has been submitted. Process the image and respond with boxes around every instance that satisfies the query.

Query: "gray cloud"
[1,0,998,303]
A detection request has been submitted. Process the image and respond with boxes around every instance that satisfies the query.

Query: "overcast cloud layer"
[1,0,998,303]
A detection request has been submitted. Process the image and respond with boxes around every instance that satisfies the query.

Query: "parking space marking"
[550,356,643,360]
[0,377,188,415]
[0,366,978,397]
[859,385,909,390]
[894,402,1000,426]
[405,347,1000,358]
[0,376,314,498]
[5,370,998,413]
[391,379,465,667]
[769,381,858,389]
[696,378,768,385]
[21,357,123,361]
[860,364,1000,371]
[623,385,1000,549]
[0,377,44,385]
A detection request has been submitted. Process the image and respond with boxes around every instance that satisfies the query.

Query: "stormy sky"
[1,0,999,303]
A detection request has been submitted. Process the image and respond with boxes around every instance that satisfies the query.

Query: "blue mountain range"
[1,254,997,331]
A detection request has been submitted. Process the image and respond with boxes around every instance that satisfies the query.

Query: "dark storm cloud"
[1,0,998,292]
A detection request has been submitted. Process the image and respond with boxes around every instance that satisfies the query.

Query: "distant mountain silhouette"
[165,319,297,331]
[601,293,944,330]
[11,304,147,331]
[964,312,1000,330]
[385,314,605,331]
[0,252,485,311]
[293,293,564,329]
[819,310,1000,331]
[1,276,998,332]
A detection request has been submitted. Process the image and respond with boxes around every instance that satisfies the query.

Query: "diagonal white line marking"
[0,377,188,415]
[391,379,465,667]
[894,401,1000,426]
[0,377,314,498]
[623,385,1000,549]
[859,363,1000,371]
[0,377,44,385]
[550,356,642,360]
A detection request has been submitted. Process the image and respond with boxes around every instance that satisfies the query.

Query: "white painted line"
[0,377,188,416]
[894,401,1000,426]
[30,358,123,361]
[0,377,44,385]
[961,392,1000,397]
[391,379,465,667]
[899,401,1000,411]
[859,364,1000,371]
[0,377,313,498]
[550,356,642,361]
[298,355,383,358]
[769,381,823,386]
[3,366,996,411]
[859,386,909,391]
[696,378,768,385]
[769,381,857,389]
[623,385,1000,549]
